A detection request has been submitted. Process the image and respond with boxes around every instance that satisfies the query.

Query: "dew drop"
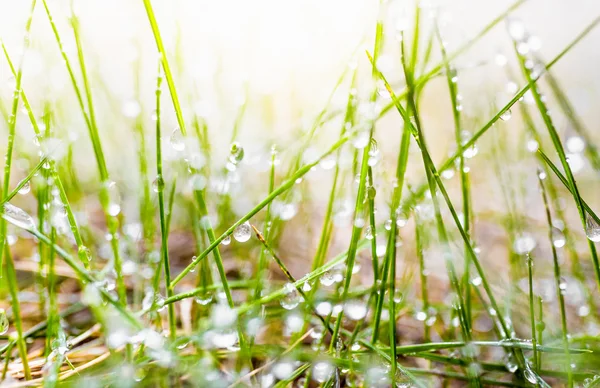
[2,203,35,230]
[523,367,537,384]
[384,219,392,231]
[344,300,367,320]
[107,203,121,217]
[365,226,374,240]
[221,235,231,246]
[233,221,252,242]
[352,131,370,149]
[585,213,600,243]
[152,176,165,193]
[229,142,244,165]
[366,186,376,200]
[312,361,334,383]
[320,271,335,287]
[393,291,404,303]
[280,283,302,310]
[507,18,526,41]
[319,156,336,170]
[18,180,31,195]
[551,227,566,248]
[0,309,8,335]
[195,291,214,306]
[513,233,536,255]
[170,129,185,151]
[500,109,512,121]
[526,139,539,153]
[566,136,585,154]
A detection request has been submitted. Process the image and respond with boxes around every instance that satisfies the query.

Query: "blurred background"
[1,0,600,298]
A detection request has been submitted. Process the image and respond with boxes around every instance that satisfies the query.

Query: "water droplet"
[195,291,214,306]
[551,227,566,248]
[82,283,103,307]
[122,100,141,118]
[559,277,568,293]
[302,281,312,292]
[365,226,374,240]
[537,169,547,180]
[170,129,185,151]
[578,305,590,317]
[2,203,35,230]
[585,213,600,242]
[152,176,165,193]
[188,174,207,191]
[500,109,512,121]
[526,139,539,153]
[507,18,526,41]
[352,131,370,149]
[344,300,367,320]
[319,156,336,170]
[78,245,92,261]
[107,203,121,217]
[221,235,231,246]
[273,360,295,380]
[229,142,244,165]
[18,180,30,195]
[0,309,8,335]
[523,366,537,384]
[367,186,376,200]
[513,233,536,255]
[441,168,455,179]
[566,136,585,154]
[462,144,478,159]
[495,53,508,67]
[320,271,335,287]
[393,291,404,303]
[280,283,302,310]
[312,361,334,383]
[471,277,482,287]
[233,221,252,242]
[384,219,392,230]
[416,311,427,321]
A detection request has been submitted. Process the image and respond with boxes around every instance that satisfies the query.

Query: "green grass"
[1,0,600,386]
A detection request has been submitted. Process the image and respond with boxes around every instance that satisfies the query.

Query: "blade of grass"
[511,17,600,299]
[538,173,573,386]
[142,0,187,136]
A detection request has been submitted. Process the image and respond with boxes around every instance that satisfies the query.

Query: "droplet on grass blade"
[0,309,8,335]
[365,225,374,240]
[344,300,367,320]
[221,235,231,245]
[18,180,30,195]
[152,176,164,193]
[280,283,302,310]
[551,227,566,248]
[195,291,214,306]
[566,136,585,153]
[523,366,537,384]
[312,361,334,383]
[233,221,251,242]
[320,271,335,287]
[513,234,536,255]
[170,128,185,151]
[229,142,244,165]
[585,213,600,242]
[499,109,512,121]
[2,203,35,230]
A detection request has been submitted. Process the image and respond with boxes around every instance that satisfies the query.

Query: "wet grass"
[1,0,600,387]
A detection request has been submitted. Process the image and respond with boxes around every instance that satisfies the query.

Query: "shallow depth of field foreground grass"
[2,0,600,386]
